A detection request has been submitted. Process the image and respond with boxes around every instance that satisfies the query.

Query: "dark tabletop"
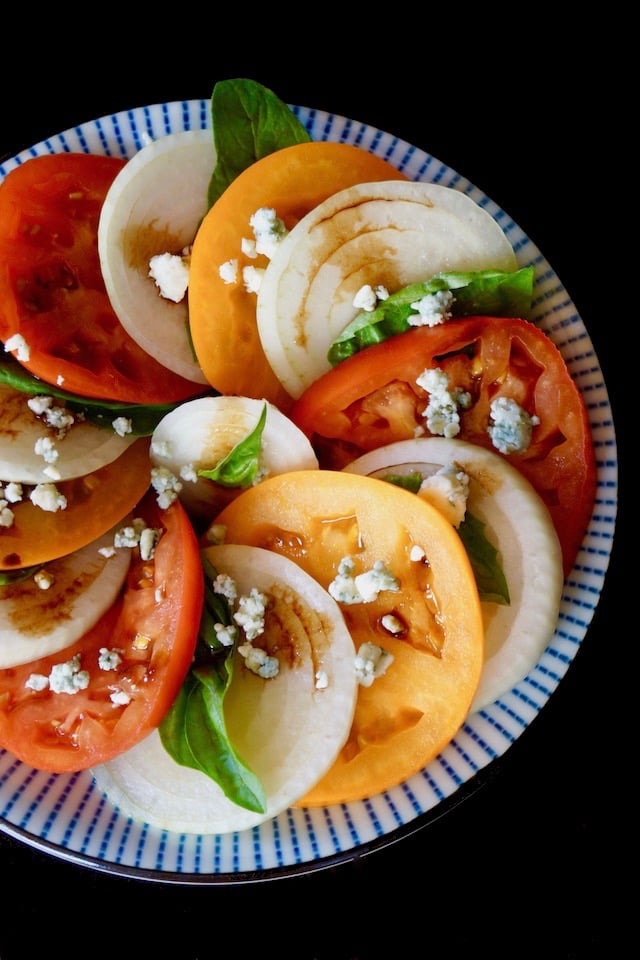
[0,48,625,960]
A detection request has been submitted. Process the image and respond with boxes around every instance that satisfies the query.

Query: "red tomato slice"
[0,493,203,772]
[291,317,596,577]
[0,153,204,404]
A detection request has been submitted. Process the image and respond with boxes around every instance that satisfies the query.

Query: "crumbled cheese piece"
[328,556,400,604]
[213,573,237,602]
[241,237,257,258]
[249,207,288,259]
[98,647,122,671]
[418,463,470,528]
[112,417,132,437]
[416,367,471,439]
[28,397,75,435]
[410,544,426,562]
[29,483,67,512]
[151,438,172,459]
[139,526,161,562]
[132,634,151,651]
[4,333,30,361]
[27,395,54,416]
[149,252,190,302]
[214,622,239,647]
[34,569,55,590]
[315,670,329,690]
[34,436,59,464]
[354,642,394,687]
[25,673,49,692]
[150,466,182,509]
[487,397,540,454]
[110,689,132,706]
[242,265,265,294]
[111,519,161,560]
[355,560,400,602]
[408,289,454,327]
[219,258,239,284]
[352,283,390,312]
[381,613,404,635]
[238,642,280,678]
[56,374,65,386]
[113,523,143,549]
[202,523,227,545]
[0,501,14,528]
[179,463,198,482]
[48,654,90,694]
[43,465,61,481]
[233,588,267,641]
[98,545,116,558]
[352,284,378,312]
[3,482,23,503]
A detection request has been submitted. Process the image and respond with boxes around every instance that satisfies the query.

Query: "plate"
[0,99,618,883]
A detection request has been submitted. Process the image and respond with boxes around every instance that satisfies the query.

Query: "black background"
[0,39,625,960]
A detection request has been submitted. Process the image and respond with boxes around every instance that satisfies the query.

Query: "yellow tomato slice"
[215,469,484,805]
[188,142,407,411]
[1,438,151,570]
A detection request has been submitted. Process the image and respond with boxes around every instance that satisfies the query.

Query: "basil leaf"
[327,267,535,365]
[197,402,267,488]
[0,565,41,586]
[0,353,208,436]
[207,78,312,207]
[458,512,510,605]
[159,557,266,812]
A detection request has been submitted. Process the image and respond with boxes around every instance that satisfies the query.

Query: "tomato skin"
[0,494,204,772]
[291,317,596,577]
[0,153,204,404]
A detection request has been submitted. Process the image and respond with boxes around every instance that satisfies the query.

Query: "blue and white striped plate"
[0,101,618,883]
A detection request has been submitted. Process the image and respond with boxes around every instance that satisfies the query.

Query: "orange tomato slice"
[215,469,484,805]
[188,142,407,411]
[1,438,151,570]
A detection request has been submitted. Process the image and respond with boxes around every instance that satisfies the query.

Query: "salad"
[0,80,597,839]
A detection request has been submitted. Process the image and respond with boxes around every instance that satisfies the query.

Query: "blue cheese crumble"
[408,289,454,327]
[149,251,190,303]
[26,654,90,695]
[418,463,470,528]
[4,333,30,362]
[354,642,394,687]
[416,367,471,438]
[328,556,400,605]
[248,207,288,259]
[487,396,540,454]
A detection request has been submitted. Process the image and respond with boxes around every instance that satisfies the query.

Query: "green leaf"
[159,557,267,812]
[207,78,312,208]
[197,402,267,488]
[0,353,211,436]
[458,512,510,605]
[0,565,42,586]
[327,267,535,366]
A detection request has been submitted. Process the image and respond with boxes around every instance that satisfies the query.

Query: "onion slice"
[0,383,137,484]
[98,130,215,384]
[0,526,131,669]
[257,180,517,398]
[91,544,357,834]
